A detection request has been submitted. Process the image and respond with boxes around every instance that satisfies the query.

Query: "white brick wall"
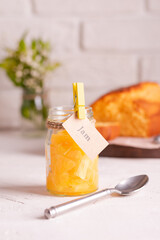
[0,0,31,16]
[141,56,160,83]
[0,89,22,128]
[0,0,160,128]
[0,19,78,54]
[47,53,137,90]
[147,0,160,12]
[83,18,160,51]
[33,0,142,15]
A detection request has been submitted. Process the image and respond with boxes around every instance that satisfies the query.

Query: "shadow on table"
[0,184,129,198]
[17,148,45,156]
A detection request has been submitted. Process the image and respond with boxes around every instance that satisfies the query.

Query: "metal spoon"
[44,174,149,219]
[153,135,160,144]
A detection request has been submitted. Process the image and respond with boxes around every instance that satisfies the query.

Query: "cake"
[92,82,160,137]
[96,122,120,140]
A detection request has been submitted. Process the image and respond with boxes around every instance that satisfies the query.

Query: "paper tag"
[62,113,109,160]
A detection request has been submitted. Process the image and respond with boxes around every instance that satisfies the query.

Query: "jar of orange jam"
[45,106,98,196]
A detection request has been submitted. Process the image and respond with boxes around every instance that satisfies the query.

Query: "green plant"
[0,34,60,129]
[0,34,60,93]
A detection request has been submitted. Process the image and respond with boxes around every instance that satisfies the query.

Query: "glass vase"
[21,89,48,137]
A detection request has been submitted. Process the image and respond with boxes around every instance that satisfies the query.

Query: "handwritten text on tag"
[62,113,109,160]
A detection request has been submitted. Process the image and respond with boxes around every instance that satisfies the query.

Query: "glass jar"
[45,106,99,196]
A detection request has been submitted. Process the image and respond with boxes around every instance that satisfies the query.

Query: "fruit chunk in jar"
[46,130,98,196]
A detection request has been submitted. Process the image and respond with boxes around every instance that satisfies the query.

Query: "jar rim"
[49,105,92,113]
[48,105,93,121]
[47,105,94,129]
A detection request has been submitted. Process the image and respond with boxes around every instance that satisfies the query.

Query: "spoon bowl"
[115,174,149,195]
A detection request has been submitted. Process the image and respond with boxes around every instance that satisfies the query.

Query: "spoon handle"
[44,189,112,219]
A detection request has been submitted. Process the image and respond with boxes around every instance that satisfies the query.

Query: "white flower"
[25,55,33,65]
[24,78,35,88]
[35,55,41,62]
[31,70,39,78]
[27,49,33,57]
[31,61,39,69]
[41,50,48,57]
[16,70,23,78]
[17,64,23,70]
[20,55,26,62]
[35,86,42,93]
[23,69,30,75]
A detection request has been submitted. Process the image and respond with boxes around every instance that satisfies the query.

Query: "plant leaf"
[45,62,61,71]
[18,39,26,52]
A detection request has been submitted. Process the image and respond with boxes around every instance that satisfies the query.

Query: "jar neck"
[46,106,94,129]
[48,106,93,122]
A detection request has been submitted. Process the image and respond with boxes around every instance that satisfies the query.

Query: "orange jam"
[46,129,98,196]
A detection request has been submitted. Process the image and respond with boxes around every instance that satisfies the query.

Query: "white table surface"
[0,131,160,240]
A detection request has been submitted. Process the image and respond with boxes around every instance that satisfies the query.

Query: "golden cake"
[96,122,120,140]
[92,82,160,137]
